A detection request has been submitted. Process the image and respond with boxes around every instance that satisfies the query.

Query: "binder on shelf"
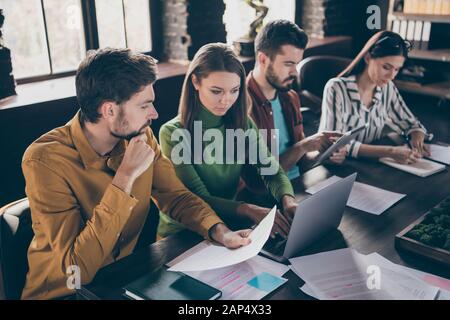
[392,19,401,34]
[443,0,450,14]
[420,21,432,50]
[411,0,420,13]
[418,0,428,13]
[406,20,416,44]
[434,0,443,14]
[426,0,435,14]
[413,20,423,50]
[399,20,408,39]
[403,0,412,14]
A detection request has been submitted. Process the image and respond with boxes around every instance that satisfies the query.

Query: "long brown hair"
[339,30,410,78]
[178,43,248,132]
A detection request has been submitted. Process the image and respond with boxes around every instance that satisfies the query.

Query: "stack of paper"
[379,157,445,177]
[167,241,289,300]
[426,144,450,165]
[306,176,406,215]
[289,248,449,300]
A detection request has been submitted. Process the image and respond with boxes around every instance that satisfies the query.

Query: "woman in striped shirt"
[319,31,431,164]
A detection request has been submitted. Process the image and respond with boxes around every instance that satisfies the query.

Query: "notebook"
[123,266,222,300]
[379,157,446,177]
[426,144,450,165]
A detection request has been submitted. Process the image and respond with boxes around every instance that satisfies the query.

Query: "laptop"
[310,124,369,169]
[260,173,357,263]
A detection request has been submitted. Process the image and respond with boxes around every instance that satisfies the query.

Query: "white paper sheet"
[426,144,450,165]
[168,206,276,272]
[368,253,450,300]
[306,176,406,215]
[300,283,318,298]
[289,248,439,300]
[183,255,289,300]
[379,157,445,177]
[437,290,450,300]
[299,252,449,300]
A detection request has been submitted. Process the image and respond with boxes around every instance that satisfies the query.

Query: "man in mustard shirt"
[21,48,252,300]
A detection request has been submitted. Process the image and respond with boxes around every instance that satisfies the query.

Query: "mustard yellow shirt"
[21,112,223,300]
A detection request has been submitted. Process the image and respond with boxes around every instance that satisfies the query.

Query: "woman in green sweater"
[158,43,298,239]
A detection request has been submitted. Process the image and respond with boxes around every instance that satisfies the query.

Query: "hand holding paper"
[168,206,277,272]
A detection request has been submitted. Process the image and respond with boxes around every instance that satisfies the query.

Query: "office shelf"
[409,49,450,62]
[388,1,450,100]
[395,79,450,99]
[389,12,450,24]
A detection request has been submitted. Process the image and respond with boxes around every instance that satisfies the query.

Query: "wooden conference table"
[78,149,450,300]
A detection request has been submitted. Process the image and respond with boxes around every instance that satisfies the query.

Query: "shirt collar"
[372,85,383,105]
[70,111,127,171]
[247,71,271,108]
[345,75,383,108]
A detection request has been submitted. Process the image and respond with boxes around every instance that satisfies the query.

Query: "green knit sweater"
[157,104,294,237]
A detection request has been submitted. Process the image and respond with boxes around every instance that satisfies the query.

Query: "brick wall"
[0,8,16,100]
[161,0,227,61]
[161,0,190,61]
[300,0,358,38]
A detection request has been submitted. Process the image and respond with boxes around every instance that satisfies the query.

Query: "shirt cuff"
[273,178,295,201]
[406,128,433,141]
[101,184,139,223]
[202,215,225,242]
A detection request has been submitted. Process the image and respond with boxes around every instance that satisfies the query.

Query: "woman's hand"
[409,131,430,157]
[389,145,421,164]
[298,131,342,153]
[237,203,291,239]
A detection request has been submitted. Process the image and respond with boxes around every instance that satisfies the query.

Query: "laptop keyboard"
[263,237,288,256]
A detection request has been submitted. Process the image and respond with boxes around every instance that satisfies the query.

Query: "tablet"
[311,123,369,168]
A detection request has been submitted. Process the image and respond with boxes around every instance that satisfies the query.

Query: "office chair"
[297,55,352,114]
[0,198,33,300]
[296,55,351,136]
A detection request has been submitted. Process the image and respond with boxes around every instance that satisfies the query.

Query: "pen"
[403,132,414,150]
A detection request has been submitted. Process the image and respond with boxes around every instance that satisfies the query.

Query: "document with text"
[290,248,439,300]
[306,176,405,215]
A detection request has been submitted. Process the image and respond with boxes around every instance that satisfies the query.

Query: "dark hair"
[339,30,411,77]
[255,19,308,58]
[76,48,158,123]
[179,43,248,132]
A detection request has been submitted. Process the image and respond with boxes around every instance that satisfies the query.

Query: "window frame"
[16,0,163,84]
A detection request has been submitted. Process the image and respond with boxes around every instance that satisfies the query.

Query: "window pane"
[95,0,126,48]
[123,0,152,52]
[223,0,254,44]
[43,0,86,73]
[0,0,50,78]
[223,0,296,44]
[264,0,295,23]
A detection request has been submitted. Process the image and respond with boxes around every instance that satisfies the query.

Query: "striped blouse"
[318,75,430,158]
